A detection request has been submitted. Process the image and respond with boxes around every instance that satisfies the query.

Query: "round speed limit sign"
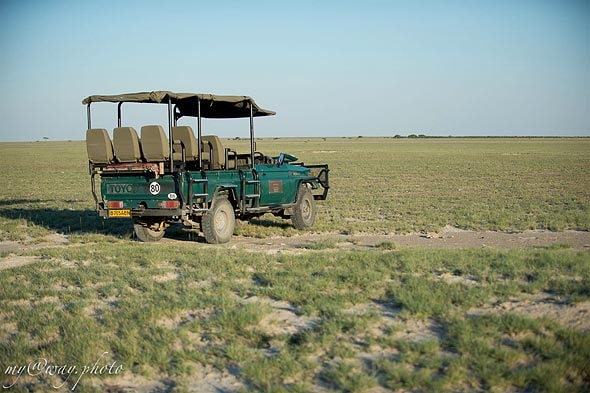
[149,182,161,195]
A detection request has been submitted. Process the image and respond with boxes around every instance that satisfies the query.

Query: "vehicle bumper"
[306,164,330,200]
[99,207,183,219]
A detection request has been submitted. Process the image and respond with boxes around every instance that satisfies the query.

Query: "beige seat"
[202,135,225,169]
[172,126,199,161]
[141,125,170,162]
[86,128,114,164]
[113,127,142,163]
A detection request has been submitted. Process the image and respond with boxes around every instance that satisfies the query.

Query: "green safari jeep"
[83,91,329,243]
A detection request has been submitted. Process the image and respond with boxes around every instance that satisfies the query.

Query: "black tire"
[292,184,316,230]
[202,197,236,244]
[133,221,166,242]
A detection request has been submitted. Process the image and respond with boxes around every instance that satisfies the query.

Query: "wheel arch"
[295,180,314,201]
[211,185,239,210]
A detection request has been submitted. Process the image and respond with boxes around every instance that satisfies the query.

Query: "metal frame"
[249,103,255,168]
[197,99,202,170]
[86,95,260,173]
[117,102,123,127]
[84,93,329,223]
[167,97,174,172]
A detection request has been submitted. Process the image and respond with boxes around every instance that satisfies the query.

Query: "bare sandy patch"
[0,255,42,271]
[156,308,214,331]
[0,233,69,254]
[152,271,178,283]
[469,293,590,331]
[435,272,480,286]
[243,296,319,337]
[228,228,590,252]
[0,321,18,342]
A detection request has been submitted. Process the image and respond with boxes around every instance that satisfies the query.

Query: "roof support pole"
[249,103,254,167]
[167,97,174,173]
[86,104,92,129]
[197,99,202,170]
[117,102,123,128]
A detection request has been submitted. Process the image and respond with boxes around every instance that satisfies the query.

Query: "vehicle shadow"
[247,218,293,229]
[0,199,133,238]
[164,225,205,243]
[0,199,293,243]
[0,199,48,207]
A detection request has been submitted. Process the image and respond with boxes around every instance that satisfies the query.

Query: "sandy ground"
[1,228,588,392]
[1,227,589,271]
[227,226,590,253]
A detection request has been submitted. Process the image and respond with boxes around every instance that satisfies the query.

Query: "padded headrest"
[86,128,114,164]
[141,125,170,162]
[113,127,141,163]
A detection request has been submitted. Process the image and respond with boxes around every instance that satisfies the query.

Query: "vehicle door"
[256,164,299,206]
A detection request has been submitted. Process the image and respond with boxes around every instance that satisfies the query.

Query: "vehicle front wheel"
[133,220,166,242]
[202,197,236,244]
[292,184,316,229]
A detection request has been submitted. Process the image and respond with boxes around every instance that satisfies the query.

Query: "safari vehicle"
[83,91,329,243]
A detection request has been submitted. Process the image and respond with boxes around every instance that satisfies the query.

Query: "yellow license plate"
[109,209,131,217]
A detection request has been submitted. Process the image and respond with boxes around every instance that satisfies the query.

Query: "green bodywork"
[100,163,321,217]
[85,91,329,236]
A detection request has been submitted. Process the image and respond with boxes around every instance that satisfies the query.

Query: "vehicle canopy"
[82,91,276,118]
[83,91,275,172]
[83,91,329,244]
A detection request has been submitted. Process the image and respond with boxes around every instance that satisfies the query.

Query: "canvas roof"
[82,91,276,118]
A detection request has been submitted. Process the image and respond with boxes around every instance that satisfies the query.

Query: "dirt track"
[1,228,589,392]
[1,227,589,270]
[5,227,588,271]
[225,226,590,253]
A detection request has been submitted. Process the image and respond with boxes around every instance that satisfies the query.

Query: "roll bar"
[85,97,258,172]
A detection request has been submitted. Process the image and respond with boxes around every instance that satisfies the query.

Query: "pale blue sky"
[0,0,588,141]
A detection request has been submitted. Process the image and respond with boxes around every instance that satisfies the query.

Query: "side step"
[239,170,261,213]
[245,179,260,208]
[190,176,209,212]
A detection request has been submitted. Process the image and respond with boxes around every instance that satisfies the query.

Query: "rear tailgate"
[99,174,182,217]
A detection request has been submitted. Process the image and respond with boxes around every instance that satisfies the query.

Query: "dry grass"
[0,138,589,392]
[1,137,589,242]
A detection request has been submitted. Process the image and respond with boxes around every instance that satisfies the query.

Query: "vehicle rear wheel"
[133,220,166,242]
[202,197,236,244]
[292,184,316,229]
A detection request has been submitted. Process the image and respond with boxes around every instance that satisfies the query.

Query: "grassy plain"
[0,138,589,392]
[0,137,589,241]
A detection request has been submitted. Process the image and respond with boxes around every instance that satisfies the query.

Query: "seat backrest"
[172,126,199,161]
[202,135,225,169]
[113,127,142,163]
[141,125,170,162]
[86,128,114,164]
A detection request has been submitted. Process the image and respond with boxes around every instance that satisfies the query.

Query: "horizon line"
[2,135,590,143]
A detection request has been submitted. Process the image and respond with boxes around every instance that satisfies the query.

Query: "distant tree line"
[394,134,432,138]
[389,135,585,139]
